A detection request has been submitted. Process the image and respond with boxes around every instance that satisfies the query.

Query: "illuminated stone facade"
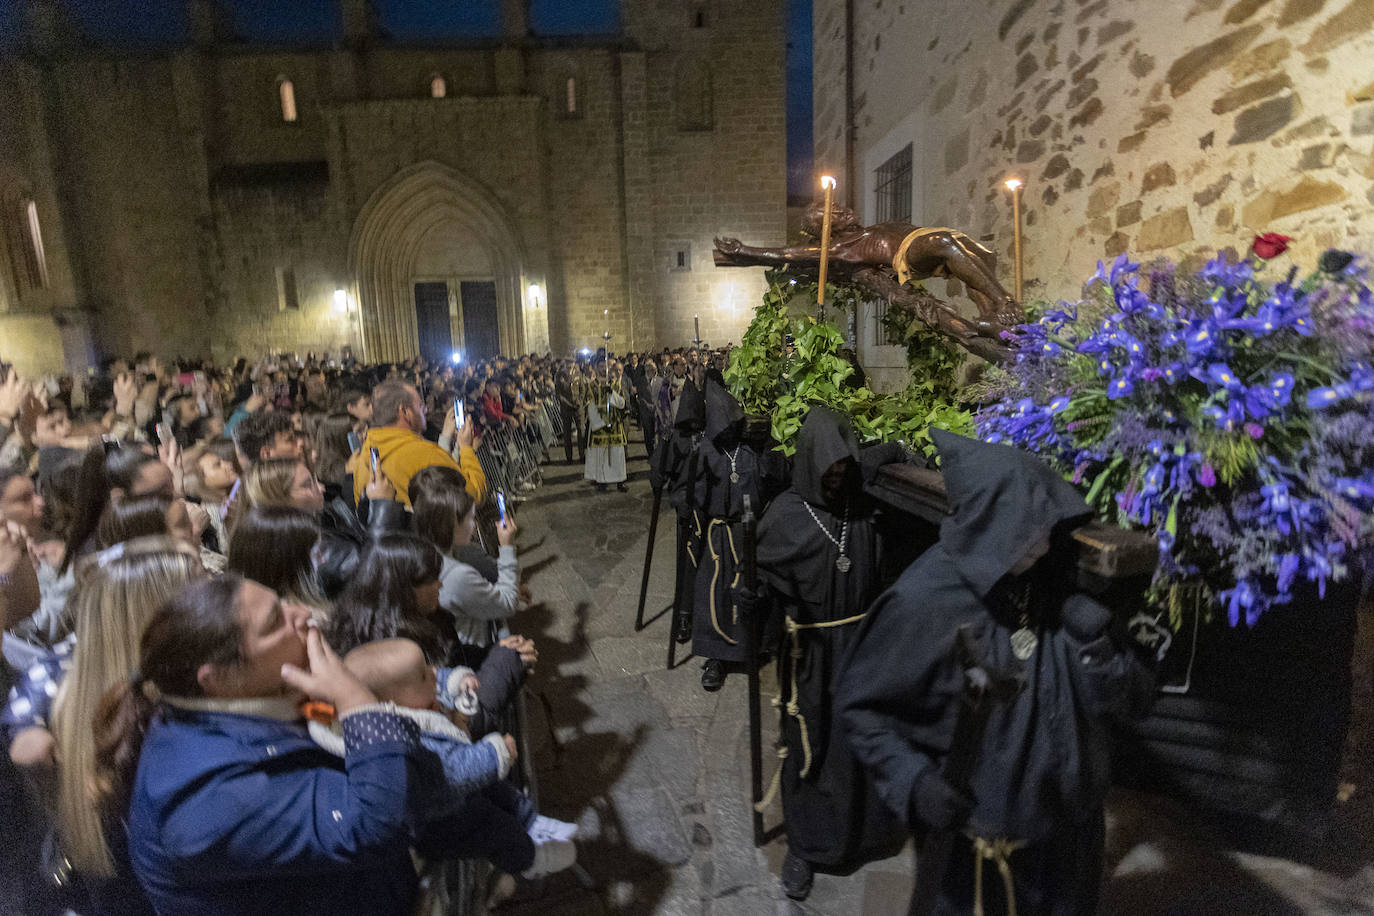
[0,0,786,373]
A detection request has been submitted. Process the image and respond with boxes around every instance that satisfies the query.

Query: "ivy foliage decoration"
[724,269,975,457]
[878,285,966,401]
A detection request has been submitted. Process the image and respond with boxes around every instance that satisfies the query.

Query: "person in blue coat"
[94,574,444,916]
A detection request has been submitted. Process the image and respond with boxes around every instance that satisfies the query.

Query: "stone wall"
[815,0,1374,362]
[208,177,353,365]
[626,0,789,350]
[42,54,215,360]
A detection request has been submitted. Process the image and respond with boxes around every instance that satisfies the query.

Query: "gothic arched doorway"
[348,162,528,363]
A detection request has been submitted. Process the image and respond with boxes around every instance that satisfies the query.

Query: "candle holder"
[1004,177,1024,303]
[818,175,838,322]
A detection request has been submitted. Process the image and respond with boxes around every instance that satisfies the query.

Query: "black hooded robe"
[649,380,706,634]
[756,407,906,870]
[835,430,1154,916]
[690,382,788,664]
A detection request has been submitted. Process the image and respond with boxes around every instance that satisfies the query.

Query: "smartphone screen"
[347,431,360,453]
[369,447,380,476]
[157,423,173,445]
[496,491,508,523]
[453,399,464,427]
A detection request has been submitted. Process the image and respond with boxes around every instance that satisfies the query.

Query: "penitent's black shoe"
[700,659,726,692]
[672,611,693,644]
[781,850,814,901]
[616,482,628,492]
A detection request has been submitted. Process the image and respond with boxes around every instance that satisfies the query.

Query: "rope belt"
[751,611,871,791]
[705,518,740,645]
[753,745,788,813]
[971,835,1026,916]
[894,226,956,286]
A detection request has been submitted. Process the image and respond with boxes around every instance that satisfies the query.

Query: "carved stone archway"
[348,161,528,362]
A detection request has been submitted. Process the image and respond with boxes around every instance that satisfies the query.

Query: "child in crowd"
[308,638,577,880]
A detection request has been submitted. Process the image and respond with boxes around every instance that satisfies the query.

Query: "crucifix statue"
[713,200,1020,363]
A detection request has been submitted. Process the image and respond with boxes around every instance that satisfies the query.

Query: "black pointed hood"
[674,378,706,432]
[793,406,859,506]
[703,379,744,443]
[932,428,1090,596]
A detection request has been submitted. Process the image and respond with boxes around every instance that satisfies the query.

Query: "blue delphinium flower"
[975,244,1374,628]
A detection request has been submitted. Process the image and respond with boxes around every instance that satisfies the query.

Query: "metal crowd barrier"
[470,401,561,505]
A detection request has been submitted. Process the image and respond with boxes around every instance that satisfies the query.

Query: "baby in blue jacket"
[310,638,577,879]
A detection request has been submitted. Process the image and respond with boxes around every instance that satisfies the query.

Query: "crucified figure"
[713,201,1020,331]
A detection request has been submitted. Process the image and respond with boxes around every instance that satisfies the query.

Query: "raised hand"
[366,473,396,502]
[498,634,538,667]
[158,436,184,498]
[457,419,476,449]
[113,373,137,417]
[280,627,377,714]
[0,369,23,425]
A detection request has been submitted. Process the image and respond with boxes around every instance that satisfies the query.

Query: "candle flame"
[1004,177,1024,191]
[820,175,837,190]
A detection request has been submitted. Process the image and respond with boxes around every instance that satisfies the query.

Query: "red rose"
[1251,233,1292,260]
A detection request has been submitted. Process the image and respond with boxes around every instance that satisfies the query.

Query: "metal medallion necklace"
[727,445,743,484]
[803,501,851,573]
[1005,578,1038,660]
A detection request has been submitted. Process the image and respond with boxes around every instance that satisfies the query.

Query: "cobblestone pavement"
[500,451,1374,915]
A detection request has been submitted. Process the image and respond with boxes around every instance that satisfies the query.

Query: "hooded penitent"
[648,378,709,640]
[690,380,788,663]
[834,430,1153,915]
[755,406,905,869]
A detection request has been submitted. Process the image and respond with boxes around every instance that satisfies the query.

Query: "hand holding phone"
[453,399,464,428]
[369,447,380,476]
[496,496,517,547]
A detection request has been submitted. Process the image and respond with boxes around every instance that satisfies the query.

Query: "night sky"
[0,0,813,195]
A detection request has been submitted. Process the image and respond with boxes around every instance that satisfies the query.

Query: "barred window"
[874,144,912,223]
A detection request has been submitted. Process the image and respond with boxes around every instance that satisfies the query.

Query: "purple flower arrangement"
[977,249,1374,625]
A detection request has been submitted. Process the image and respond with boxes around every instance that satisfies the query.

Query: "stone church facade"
[0,0,786,375]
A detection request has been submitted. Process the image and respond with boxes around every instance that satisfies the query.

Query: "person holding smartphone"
[408,467,522,648]
[354,381,485,510]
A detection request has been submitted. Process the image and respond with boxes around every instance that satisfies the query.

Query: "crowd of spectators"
[0,344,723,916]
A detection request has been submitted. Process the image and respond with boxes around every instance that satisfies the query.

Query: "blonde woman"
[244,457,322,514]
[244,457,407,600]
[4,536,204,915]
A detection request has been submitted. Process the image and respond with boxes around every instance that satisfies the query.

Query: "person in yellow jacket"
[354,380,486,509]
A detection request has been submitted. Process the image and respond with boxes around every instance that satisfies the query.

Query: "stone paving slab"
[502,450,1374,915]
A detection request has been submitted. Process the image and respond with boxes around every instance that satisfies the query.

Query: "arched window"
[565,76,577,114]
[692,6,708,28]
[278,78,297,123]
[2,190,49,297]
[430,75,447,98]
